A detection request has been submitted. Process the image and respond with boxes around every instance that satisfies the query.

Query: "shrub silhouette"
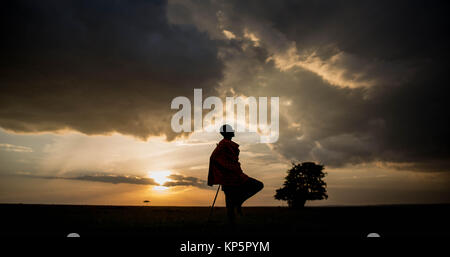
[275,162,328,208]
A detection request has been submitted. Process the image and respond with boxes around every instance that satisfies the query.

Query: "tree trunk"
[289,198,306,209]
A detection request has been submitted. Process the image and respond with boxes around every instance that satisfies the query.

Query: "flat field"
[1,204,449,238]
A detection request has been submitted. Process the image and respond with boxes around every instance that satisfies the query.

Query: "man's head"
[220,124,235,139]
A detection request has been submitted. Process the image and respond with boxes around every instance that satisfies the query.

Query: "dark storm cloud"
[0,0,223,140]
[256,0,450,171]
[223,0,449,61]
[2,0,450,172]
[168,0,450,171]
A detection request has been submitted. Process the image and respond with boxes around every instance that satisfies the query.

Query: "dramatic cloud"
[69,174,158,185]
[163,174,208,189]
[1,0,449,173]
[20,172,210,189]
[168,0,450,171]
[0,0,223,140]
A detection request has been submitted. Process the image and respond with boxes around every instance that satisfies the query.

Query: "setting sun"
[148,170,172,191]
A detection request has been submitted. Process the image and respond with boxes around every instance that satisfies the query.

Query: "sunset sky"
[1,0,449,206]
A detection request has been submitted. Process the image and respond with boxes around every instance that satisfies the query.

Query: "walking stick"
[207,184,221,222]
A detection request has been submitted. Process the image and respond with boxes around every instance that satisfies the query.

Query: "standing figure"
[208,124,264,222]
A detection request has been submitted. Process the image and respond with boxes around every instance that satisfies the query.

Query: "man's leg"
[223,186,238,222]
[236,177,264,210]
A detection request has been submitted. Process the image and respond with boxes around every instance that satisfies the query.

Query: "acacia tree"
[275,162,328,208]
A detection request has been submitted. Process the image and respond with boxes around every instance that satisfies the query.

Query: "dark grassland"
[1,204,449,237]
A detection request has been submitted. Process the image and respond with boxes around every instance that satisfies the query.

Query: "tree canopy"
[275,162,328,208]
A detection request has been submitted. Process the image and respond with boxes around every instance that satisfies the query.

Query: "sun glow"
[148,170,172,191]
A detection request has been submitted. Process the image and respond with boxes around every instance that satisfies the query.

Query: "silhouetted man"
[208,124,264,222]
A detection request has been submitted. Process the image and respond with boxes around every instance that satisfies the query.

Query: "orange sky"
[1,128,449,206]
